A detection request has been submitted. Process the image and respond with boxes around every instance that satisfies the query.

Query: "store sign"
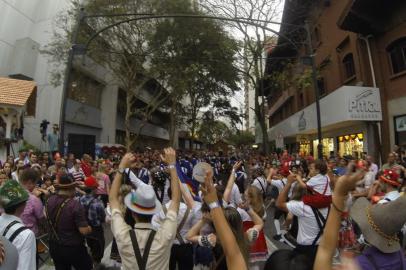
[298,111,307,131]
[395,115,406,132]
[348,89,381,120]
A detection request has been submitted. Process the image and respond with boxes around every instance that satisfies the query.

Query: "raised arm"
[186,218,206,243]
[201,170,247,270]
[276,174,296,212]
[109,153,135,210]
[160,148,181,214]
[223,161,242,203]
[314,169,365,270]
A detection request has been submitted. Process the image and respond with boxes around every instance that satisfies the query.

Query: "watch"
[167,164,176,170]
[208,201,221,210]
[117,167,126,174]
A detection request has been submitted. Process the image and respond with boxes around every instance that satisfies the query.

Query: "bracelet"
[208,201,221,210]
[167,164,176,169]
[332,200,345,214]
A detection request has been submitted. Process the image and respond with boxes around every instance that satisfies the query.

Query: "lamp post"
[305,22,323,160]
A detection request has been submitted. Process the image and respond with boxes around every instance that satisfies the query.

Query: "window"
[317,77,326,96]
[68,70,103,108]
[342,53,356,79]
[387,38,406,74]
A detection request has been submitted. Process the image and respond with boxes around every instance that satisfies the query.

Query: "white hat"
[124,185,162,215]
[193,162,213,183]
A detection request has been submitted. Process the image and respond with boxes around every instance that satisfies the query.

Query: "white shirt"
[252,177,268,194]
[370,163,379,175]
[270,178,287,193]
[286,201,329,245]
[378,190,401,204]
[307,174,332,196]
[152,201,202,245]
[0,214,36,270]
[111,208,178,270]
[11,171,19,182]
[229,184,242,208]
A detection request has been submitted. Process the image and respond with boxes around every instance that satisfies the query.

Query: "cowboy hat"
[350,196,406,253]
[124,185,161,215]
[54,173,77,189]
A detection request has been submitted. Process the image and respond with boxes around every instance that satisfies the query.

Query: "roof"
[0,77,37,107]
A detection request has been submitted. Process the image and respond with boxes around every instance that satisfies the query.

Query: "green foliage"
[197,119,231,145]
[227,130,255,148]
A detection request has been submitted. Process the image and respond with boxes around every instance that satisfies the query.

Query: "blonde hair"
[246,186,264,218]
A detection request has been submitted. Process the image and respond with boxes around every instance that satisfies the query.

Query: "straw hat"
[350,196,406,253]
[54,173,77,189]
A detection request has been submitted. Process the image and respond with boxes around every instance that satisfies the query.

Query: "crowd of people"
[0,146,405,270]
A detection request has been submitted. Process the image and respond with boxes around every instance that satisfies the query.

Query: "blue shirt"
[356,246,406,270]
[79,194,105,227]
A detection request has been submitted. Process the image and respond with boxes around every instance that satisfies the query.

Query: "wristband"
[167,164,176,170]
[198,235,212,248]
[208,201,221,210]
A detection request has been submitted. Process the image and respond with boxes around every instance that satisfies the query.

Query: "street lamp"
[58,9,323,158]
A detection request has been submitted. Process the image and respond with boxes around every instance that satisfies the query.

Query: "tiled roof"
[0,77,36,107]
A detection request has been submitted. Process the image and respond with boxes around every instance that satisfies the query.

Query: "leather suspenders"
[45,197,71,242]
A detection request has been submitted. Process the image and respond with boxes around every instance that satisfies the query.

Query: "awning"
[0,77,36,107]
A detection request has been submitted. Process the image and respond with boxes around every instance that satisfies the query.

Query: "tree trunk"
[125,93,133,152]
[169,101,177,147]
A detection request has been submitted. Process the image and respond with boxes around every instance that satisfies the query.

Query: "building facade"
[266,0,406,161]
[0,0,170,158]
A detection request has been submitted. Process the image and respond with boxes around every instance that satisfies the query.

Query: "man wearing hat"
[45,173,93,270]
[0,180,36,270]
[109,148,181,270]
[369,169,402,204]
[80,176,106,266]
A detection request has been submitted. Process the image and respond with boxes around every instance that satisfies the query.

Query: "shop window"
[317,77,326,96]
[298,91,304,108]
[68,70,103,108]
[395,115,406,147]
[338,133,364,158]
[387,37,406,75]
[343,53,356,79]
[313,138,334,159]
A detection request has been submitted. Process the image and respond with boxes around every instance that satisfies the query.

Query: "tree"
[43,0,170,150]
[227,130,255,149]
[197,118,231,147]
[199,0,283,154]
[148,0,240,147]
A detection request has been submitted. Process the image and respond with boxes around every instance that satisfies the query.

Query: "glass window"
[68,70,103,108]
[387,38,406,74]
[342,53,356,79]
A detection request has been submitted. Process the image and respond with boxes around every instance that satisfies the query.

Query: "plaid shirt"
[79,194,106,227]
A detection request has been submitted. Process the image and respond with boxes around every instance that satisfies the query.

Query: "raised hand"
[119,153,136,169]
[201,170,217,204]
[160,147,176,165]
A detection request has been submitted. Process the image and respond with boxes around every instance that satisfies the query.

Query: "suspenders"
[2,220,28,243]
[129,229,157,270]
[44,197,71,242]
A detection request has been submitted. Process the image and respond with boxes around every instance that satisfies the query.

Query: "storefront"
[313,138,335,159]
[268,86,382,157]
[338,133,364,158]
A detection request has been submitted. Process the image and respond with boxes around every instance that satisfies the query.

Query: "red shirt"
[81,162,92,177]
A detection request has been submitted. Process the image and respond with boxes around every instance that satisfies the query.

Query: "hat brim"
[124,193,162,215]
[350,197,400,253]
[54,182,78,189]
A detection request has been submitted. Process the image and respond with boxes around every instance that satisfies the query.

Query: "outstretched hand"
[119,153,136,169]
[201,169,218,204]
[233,161,243,171]
[335,168,366,197]
[160,147,176,165]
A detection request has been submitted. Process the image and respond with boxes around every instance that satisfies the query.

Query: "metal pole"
[305,22,323,159]
[58,8,85,154]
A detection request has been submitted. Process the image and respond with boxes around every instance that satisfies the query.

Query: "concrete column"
[100,84,118,144]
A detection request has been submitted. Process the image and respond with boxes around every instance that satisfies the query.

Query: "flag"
[176,162,201,201]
